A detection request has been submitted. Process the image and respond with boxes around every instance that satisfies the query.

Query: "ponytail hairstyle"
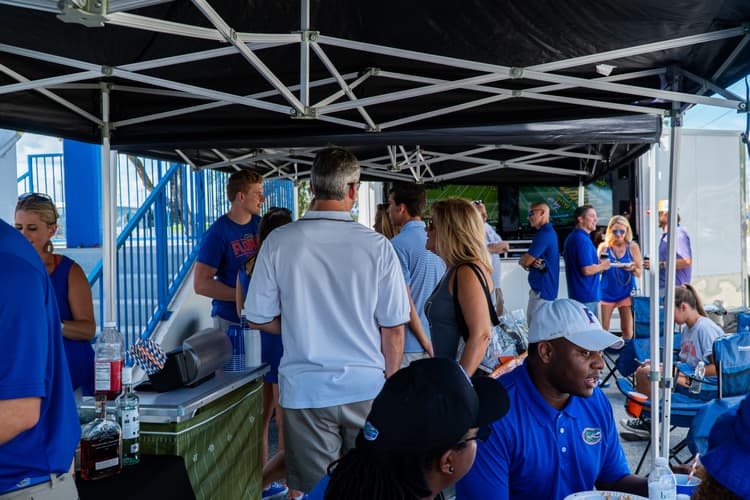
[674,283,706,317]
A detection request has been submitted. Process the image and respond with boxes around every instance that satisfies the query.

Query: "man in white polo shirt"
[245,147,410,494]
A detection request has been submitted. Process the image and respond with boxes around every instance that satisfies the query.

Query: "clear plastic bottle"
[241,309,262,368]
[116,366,140,466]
[690,361,706,395]
[95,323,124,400]
[648,457,676,499]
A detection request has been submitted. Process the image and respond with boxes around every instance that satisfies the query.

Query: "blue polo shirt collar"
[518,362,581,426]
[400,219,426,232]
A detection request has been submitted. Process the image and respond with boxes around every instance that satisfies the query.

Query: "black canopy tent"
[1,0,749,468]
[0,0,747,185]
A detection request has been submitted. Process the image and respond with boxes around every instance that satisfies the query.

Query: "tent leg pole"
[100,83,118,328]
[300,0,310,108]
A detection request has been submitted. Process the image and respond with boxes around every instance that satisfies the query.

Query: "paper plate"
[563,491,647,500]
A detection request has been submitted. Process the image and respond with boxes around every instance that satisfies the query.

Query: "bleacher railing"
[19,152,295,351]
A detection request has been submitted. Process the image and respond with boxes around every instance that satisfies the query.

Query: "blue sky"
[13,77,750,175]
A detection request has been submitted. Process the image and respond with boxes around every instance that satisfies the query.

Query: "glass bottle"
[116,366,140,466]
[80,394,123,480]
[95,323,124,400]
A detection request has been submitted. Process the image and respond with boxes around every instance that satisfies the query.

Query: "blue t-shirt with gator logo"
[456,361,629,500]
[197,213,260,323]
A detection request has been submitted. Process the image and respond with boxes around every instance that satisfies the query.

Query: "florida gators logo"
[582,427,602,445]
[582,306,597,324]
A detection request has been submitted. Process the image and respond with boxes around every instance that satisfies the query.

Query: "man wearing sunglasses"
[518,202,559,322]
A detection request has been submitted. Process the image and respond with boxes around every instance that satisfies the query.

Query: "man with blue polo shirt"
[519,202,559,323]
[194,169,263,330]
[388,183,446,366]
[246,147,410,493]
[0,219,80,499]
[456,299,648,500]
[563,205,610,314]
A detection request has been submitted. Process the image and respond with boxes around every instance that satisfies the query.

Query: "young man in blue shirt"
[519,202,559,322]
[194,170,263,329]
[456,299,648,500]
[563,205,610,314]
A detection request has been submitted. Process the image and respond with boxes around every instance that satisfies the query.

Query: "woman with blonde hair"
[596,215,642,340]
[373,202,400,239]
[424,198,493,376]
[15,192,96,394]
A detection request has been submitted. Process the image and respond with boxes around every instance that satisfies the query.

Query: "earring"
[448,465,454,473]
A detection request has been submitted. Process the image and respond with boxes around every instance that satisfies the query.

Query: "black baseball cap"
[360,358,510,453]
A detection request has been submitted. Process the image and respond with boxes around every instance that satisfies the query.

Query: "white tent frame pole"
[0,70,100,95]
[311,42,377,130]
[299,0,310,108]
[647,139,661,463]
[0,64,102,124]
[314,70,373,107]
[659,107,682,462]
[115,72,359,128]
[190,0,306,114]
[100,84,118,326]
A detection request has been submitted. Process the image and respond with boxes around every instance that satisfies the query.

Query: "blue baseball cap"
[700,394,750,499]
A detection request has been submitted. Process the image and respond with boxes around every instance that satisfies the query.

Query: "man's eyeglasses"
[472,199,484,206]
[612,229,626,235]
[527,209,542,217]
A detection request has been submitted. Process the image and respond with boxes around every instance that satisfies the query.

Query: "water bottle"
[95,322,124,400]
[690,361,705,395]
[648,457,676,499]
[241,310,262,368]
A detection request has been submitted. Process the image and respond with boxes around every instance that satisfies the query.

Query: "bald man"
[519,203,559,323]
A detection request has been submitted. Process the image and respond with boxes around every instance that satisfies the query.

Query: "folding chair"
[619,331,750,472]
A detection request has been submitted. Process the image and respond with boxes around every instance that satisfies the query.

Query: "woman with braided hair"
[306,358,510,499]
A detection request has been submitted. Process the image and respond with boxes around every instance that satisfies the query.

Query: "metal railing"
[17,153,67,243]
[19,152,296,350]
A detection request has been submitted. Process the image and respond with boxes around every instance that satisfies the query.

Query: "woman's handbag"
[453,263,528,373]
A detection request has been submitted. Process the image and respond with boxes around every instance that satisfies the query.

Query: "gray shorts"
[282,399,373,492]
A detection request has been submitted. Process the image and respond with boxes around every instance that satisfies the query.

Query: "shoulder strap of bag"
[452,263,500,331]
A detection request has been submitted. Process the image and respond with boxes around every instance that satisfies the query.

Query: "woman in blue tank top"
[596,215,642,340]
[15,193,96,394]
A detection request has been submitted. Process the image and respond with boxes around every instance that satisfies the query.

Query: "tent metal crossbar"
[0,1,747,146]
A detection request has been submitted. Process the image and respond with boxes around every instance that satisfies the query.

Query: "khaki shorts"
[0,473,78,500]
[400,351,430,369]
[283,399,373,492]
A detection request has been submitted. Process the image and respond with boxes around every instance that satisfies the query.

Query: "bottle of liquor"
[116,366,140,466]
[80,394,123,480]
[95,322,124,400]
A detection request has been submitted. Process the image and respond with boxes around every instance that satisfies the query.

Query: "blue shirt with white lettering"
[456,362,630,500]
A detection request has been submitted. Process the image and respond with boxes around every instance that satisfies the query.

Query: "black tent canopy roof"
[0,0,747,184]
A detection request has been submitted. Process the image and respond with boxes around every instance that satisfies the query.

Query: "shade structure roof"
[0,0,748,184]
